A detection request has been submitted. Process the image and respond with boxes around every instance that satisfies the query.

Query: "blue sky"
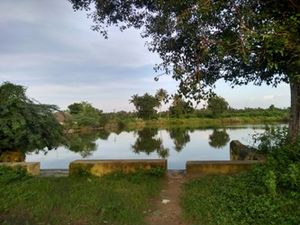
[0,0,290,112]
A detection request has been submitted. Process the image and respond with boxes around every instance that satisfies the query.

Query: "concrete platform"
[40,169,69,177]
[69,159,167,177]
[186,160,263,175]
[0,162,40,176]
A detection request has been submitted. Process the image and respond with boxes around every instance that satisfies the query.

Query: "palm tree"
[155,89,168,116]
[129,94,139,109]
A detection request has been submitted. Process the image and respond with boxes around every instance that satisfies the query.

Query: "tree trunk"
[289,81,300,141]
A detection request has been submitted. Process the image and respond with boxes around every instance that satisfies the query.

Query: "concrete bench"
[0,162,40,176]
[186,160,263,175]
[69,159,167,177]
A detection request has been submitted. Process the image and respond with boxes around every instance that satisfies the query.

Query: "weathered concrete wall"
[186,160,263,175]
[69,159,167,176]
[0,162,40,176]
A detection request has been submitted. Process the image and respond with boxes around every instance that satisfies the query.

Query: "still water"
[26,125,276,170]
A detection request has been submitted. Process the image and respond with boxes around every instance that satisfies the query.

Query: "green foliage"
[144,167,166,178]
[182,129,300,225]
[67,101,104,127]
[69,0,299,98]
[183,169,300,225]
[130,93,159,120]
[207,96,229,117]
[253,126,289,153]
[104,106,288,128]
[0,166,163,225]
[169,94,194,118]
[0,82,64,153]
[0,166,28,184]
[155,88,168,106]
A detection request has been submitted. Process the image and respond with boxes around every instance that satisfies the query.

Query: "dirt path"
[146,171,188,225]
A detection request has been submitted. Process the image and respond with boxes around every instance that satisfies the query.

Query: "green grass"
[0,167,163,225]
[124,116,286,129]
[182,168,300,225]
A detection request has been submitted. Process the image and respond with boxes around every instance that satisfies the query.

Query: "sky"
[0,0,290,112]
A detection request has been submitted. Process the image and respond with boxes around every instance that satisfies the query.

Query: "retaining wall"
[0,162,40,176]
[69,159,167,176]
[186,160,263,175]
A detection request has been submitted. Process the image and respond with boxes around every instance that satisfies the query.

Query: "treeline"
[58,88,289,130]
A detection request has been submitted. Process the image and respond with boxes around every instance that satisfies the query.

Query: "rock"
[162,199,171,204]
[0,150,25,162]
[230,140,265,160]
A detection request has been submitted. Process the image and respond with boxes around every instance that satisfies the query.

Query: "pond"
[26,124,281,170]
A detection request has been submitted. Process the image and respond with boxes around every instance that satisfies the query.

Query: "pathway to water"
[146,171,188,225]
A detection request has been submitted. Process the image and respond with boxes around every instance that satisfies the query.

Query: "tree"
[155,88,168,112]
[207,96,229,117]
[67,101,103,127]
[69,0,300,139]
[169,94,194,118]
[0,82,64,156]
[129,93,159,119]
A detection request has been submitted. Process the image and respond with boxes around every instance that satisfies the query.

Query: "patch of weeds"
[182,129,300,225]
[0,166,29,184]
[0,167,163,225]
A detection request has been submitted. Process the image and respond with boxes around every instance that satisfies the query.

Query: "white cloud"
[0,0,290,111]
[263,95,275,101]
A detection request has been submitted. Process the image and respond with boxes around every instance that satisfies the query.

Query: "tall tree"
[169,94,194,118]
[69,0,300,139]
[207,95,229,117]
[0,82,64,157]
[129,93,159,119]
[155,88,168,116]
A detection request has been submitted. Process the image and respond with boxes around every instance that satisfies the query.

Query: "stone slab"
[69,159,167,177]
[186,160,263,175]
[0,162,40,176]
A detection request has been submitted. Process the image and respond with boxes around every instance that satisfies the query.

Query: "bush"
[183,128,300,225]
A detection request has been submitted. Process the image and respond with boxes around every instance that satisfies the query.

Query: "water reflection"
[25,124,282,169]
[208,129,230,149]
[168,128,191,152]
[65,130,109,157]
[131,128,169,158]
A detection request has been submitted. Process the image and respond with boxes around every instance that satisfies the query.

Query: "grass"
[182,167,300,225]
[125,116,286,129]
[0,167,163,225]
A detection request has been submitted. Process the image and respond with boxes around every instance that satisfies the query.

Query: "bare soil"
[146,171,189,225]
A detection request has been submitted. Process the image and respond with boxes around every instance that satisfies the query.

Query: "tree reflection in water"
[66,130,110,157]
[131,128,169,158]
[209,129,230,149]
[168,128,191,152]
